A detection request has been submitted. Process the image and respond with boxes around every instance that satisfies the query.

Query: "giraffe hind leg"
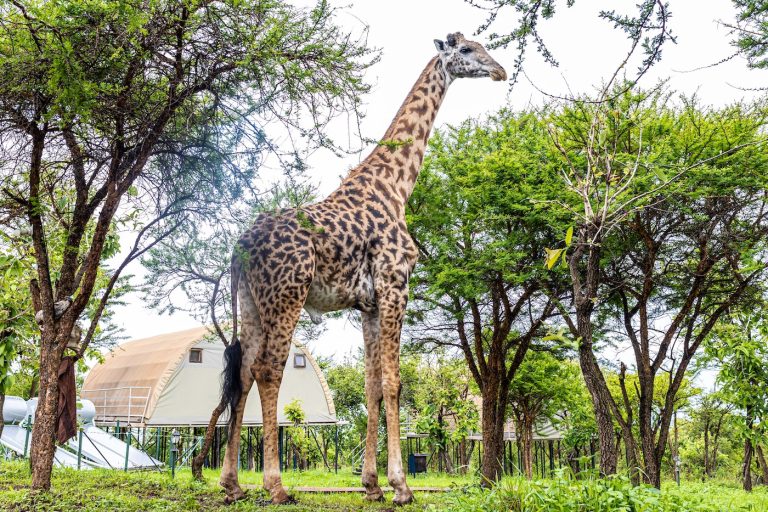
[253,307,303,505]
[251,271,313,503]
[219,284,259,502]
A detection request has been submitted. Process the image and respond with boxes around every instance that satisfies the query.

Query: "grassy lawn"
[202,466,474,489]
[2,461,768,511]
[0,462,452,511]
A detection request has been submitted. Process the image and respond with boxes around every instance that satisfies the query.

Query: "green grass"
[201,466,473,489]
[0,462,450,511]
[1,461,767,511]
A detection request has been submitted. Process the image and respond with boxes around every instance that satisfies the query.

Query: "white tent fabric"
[82,327,337,426]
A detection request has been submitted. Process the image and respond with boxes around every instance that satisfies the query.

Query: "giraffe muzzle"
[489,65,507,82]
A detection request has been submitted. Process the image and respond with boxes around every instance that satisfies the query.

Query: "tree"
[687,391,734,479]
[0,225,127,435]
[406,112,561,484]
[507,350,575,479]
[703,313,768,490]
[284,399,310,471]
[0,0,373,490]
[606,368,699,485]
[411,352,478,474]
[0,252,33,439]
[465,0,673,88]
[728,1,768,68]
[544,88,768,483]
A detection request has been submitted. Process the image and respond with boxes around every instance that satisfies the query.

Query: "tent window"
[189,348,203,364]
[293,354,306,368]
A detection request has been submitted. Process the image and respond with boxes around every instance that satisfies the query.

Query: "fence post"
[334,424,339,474]
[23,416,31,458]
[124,428,132,471]
[77,429,83,470]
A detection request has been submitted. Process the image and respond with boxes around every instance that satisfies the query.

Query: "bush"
[431,470,731,512]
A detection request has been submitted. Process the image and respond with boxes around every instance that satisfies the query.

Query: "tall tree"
[544,88,768,481]
[406,113,561,484]
[0,0,373,490]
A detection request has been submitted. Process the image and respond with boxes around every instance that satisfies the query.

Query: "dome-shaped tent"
[82,327,336,426]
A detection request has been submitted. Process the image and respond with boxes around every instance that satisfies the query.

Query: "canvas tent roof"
[82,326,337,427]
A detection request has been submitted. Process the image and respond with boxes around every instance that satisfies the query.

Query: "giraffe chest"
[304,240,375,323]
[303,261,375,323]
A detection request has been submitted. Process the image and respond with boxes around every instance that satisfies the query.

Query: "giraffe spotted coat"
[219,32,507,506]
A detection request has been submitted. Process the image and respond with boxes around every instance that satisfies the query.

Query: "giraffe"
[218,32,507,505]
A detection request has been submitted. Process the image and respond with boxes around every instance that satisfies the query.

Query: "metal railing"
[81,386,151,425]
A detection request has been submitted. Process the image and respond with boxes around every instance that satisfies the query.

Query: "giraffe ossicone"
[217,32,506,506]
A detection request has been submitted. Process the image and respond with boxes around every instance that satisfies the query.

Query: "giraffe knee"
[252,362,284,385]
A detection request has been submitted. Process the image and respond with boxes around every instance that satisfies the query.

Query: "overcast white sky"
[110,0,767,373]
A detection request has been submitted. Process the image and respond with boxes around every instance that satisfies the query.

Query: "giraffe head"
[434,32,507,82]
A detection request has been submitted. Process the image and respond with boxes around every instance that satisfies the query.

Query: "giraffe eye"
[459,47,472,55]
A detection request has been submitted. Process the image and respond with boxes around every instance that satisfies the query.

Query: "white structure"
[1,396,160,469]
[82,327,337,427]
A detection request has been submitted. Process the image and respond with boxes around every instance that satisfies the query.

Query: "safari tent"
[82,326,337,427]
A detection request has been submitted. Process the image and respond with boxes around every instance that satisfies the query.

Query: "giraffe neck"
[334,56,450,216]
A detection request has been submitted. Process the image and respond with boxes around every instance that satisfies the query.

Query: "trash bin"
[408,453,428,476]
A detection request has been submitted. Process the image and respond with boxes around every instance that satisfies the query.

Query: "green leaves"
[545,248,565,270]
[544,227,573,269]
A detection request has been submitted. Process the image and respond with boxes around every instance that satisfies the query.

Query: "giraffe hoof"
[393,489,414,506]
[270,486,293,505]
[364,487,385,501]
[223,489,246,504]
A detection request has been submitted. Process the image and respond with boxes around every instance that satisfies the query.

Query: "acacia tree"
[406,113,562,484]
[0,0,373,490]
[544,89,768,482]
[466,0,673,87]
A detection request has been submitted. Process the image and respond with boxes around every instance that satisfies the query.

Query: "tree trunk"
[192,399,226,480]
[458,438,469,474]
[439,447,455,474]
[703,417,710,480]
[637,377,661,488]
[28,375,39,400]
[622,429,641,486]
[567,445,581,476]
[711,417,723,478]
[743,438,754,492]
[480,378,505,485]
[30,333,65,490]
[518,415,534,479]
[577,343,618,475]
[756,445,768,485]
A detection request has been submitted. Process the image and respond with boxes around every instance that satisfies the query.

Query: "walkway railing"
[81,386,151,425]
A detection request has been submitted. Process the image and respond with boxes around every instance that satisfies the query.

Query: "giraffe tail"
[221,252,243,434]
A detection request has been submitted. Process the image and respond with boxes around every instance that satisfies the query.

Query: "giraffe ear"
[434,39,446,52]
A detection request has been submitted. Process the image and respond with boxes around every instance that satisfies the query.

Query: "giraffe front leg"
[361,311,384,501]
[377,290,413,506]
